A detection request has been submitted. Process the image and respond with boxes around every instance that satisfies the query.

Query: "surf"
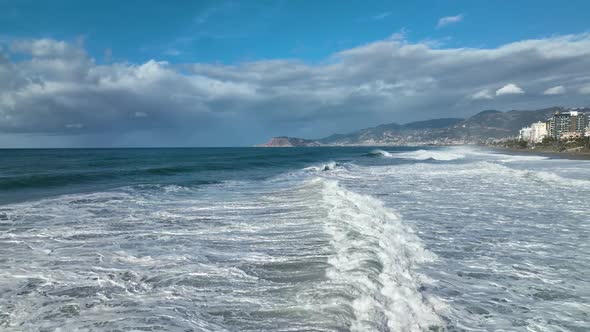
[318,179,444,331]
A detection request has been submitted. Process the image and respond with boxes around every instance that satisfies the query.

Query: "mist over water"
[0,146,588,331]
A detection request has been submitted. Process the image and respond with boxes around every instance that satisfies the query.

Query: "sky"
[1,0,590,147]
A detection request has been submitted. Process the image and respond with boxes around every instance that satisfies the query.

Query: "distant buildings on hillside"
[519,109,590,143]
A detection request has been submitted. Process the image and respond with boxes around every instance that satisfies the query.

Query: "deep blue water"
[0,146,588,331]
[0,147,411,204]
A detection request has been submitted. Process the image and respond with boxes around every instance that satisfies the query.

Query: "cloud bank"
[1,34,590,146]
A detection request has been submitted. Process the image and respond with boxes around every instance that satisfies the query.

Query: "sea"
[0,146,588,331]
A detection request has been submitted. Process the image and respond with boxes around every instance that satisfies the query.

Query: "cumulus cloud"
[436,14,464,28]
[543,85,566,95]
[2,34,590,146]
[496,84,525,96]
[10,39,86,59]
[471,89,494,100]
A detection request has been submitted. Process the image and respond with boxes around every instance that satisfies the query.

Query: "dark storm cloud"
[1,34,590,145]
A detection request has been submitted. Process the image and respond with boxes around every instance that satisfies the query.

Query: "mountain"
[455,107,563,138]
[319,118,464,145]
[257,136,321,147]
[259,107,590,146]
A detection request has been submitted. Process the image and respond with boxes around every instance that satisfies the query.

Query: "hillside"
[259,107,589,146]
[256,136,321,147]
[319,118,464,145]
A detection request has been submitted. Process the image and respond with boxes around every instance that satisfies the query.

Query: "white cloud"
[496,84,525,96]
[388,28,408,41]
[471,89,494,100]
[10,39,85,59]
[437,14,464,28]
[579,84,590,94]
[543,85,566,95]
[3,34,590,146]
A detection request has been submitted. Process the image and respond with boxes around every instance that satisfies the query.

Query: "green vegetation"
[485,136,590,153]
[490,139,529,149]
[538,136,590,151]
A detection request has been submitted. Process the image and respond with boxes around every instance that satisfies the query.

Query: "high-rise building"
[548,111,587,139]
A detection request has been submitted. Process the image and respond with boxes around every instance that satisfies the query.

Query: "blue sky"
[3,0,588,64]
[1,1,590,147]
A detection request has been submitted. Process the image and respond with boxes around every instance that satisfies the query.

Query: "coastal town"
[518,109,590,144]
[479,108,590,157]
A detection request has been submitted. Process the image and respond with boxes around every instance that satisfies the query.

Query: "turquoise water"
[0,146,589,331]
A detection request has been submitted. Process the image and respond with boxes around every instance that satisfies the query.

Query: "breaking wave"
[394,149,465,161]
[0,174,444,331]
[365,148,464,161]
[303,161,339,172]
[5,146,587,331]
[319,179,444,331]
[366,149,394,158]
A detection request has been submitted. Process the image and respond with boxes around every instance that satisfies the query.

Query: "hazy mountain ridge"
[260,107,589,146]
[257,136,322,147]
[319,118,464,145]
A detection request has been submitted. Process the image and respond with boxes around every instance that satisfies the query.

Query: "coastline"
[481,145,590,160]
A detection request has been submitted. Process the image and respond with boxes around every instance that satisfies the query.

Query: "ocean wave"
[303,161,339,172]
[0,172,119,190]
[365,149,394,158]
[521,169,590,187]
[365,148,465,161]
[0,167,198,191]
[495,154,551,163]
[318,179,444,331]
[395,149,465,161]
[459,161,590,187]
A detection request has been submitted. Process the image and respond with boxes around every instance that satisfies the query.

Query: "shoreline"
[481,145,590,160]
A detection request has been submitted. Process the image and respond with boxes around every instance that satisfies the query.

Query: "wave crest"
[366,148,464,161]
[366,149,393,158]
[396,149,465,161]
[304,161,339,172]
[319,179,444,331]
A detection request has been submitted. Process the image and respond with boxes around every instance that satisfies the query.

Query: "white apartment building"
[530,121,548,143]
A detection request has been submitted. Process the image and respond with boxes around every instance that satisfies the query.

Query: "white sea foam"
[3,147,588,331]
[314,153,590,331]
[368,149,394,157]
[319,179,444,331]
[367,147,466,161]
[304,161,338,172]
[495,154,551,163]
[394,149,465,161]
